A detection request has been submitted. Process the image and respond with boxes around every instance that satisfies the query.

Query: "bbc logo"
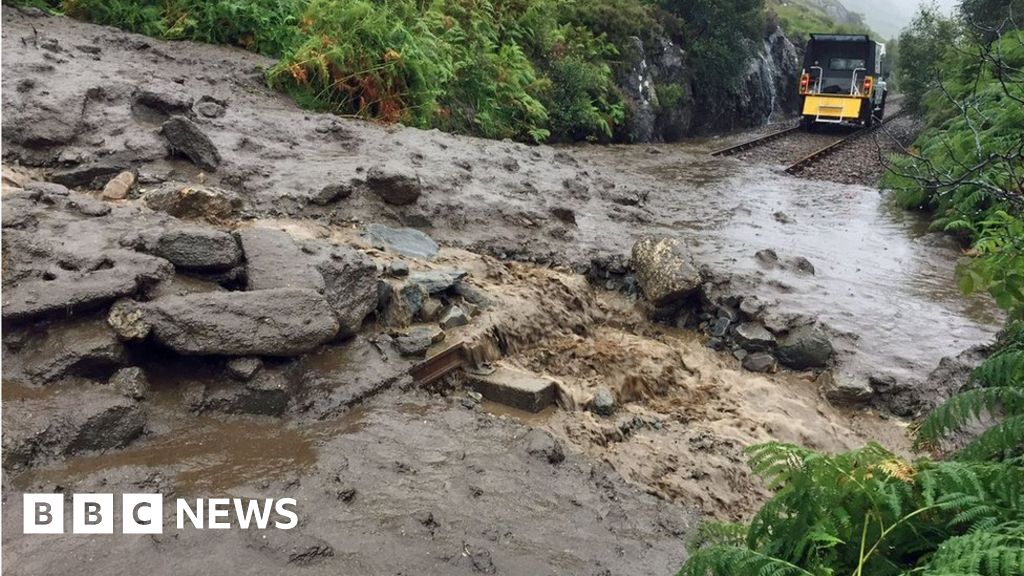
[23,493,162,534]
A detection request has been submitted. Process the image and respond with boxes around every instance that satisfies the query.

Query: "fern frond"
[918,521,1024,576]
[916,387,1024,447]
[973,349,1024,389]
[677,545,815,576]
[957,414,1024,462]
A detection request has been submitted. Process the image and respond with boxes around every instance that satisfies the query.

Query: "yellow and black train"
[799,34,888,128]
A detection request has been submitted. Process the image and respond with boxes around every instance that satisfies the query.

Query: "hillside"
[768,0,874,43]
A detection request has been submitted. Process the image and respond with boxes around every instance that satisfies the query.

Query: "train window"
[829,58,866,71]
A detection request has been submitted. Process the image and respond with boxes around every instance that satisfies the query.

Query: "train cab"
[799,34,888,128]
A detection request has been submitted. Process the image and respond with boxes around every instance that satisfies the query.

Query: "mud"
[0,8,1006,575]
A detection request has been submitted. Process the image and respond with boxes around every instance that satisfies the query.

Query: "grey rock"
[2,251,173,324]
[142,289,339,356]
[237,228,324,292]
[144,183,241,221]
[154,227,241,271]
[591,387,617,416]
[195,96,226,118]
[10,319,127,382]
[394,325,445,356]
[314,246,379,336]
[520,428,565,464]
[742,352,777,373]
[418,297,444,322]
[734,322,776,352]
[109,366,149,400]
[23,181,70,197]
[197,370,290,416]
[68,195,112,216]
[710,316,731,337]
[439,305,469,329]
[407,269,467,294]
[790,256,816,275]
[51,163,127,189]
[776,324,834,369]
[312,183,353,205]
[365,224,438,259]
[755,248,780,267]
[161,115,221,171]
[135,89,193,115]
[107,299,152,341]
[453,282,493,309]
[631,236,701,308]
[367,164,421,205]
[388,260,410,277]
[226,357,263,381]
[3,386,145,468]
[821,371,874,406]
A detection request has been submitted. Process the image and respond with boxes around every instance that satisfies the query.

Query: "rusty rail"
[710,125,802,157]
[409,342,467,387]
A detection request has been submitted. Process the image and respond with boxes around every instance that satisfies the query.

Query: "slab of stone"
[154,227,241,271]
[466,365,557,413]
[631,236,701,307]
[237,227,325,292]
[734,322,776,352]
[407,269,467,294]
[365,224,438,260]
[161,115,221,171]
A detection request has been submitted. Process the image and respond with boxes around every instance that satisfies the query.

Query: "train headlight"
[800,73,811,95]
[863,76,874,96]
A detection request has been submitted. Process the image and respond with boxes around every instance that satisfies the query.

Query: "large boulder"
[631,236,701,308]
[776,324,834,369]
[161,116,221,171]
[3,386,145,468]
[237,228,325,292]
[1,250,173,324]
[138,289,339,356]
[154,227,241,272]
[314,246,379,336]
[366,164,421,206]
[734,322,776,353]
[145,183,241,221]
[8,319,127,383]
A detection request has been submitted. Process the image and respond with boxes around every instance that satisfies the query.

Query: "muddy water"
[577,143,1002,383]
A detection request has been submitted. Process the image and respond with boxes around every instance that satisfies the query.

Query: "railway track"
[709,105,907,175]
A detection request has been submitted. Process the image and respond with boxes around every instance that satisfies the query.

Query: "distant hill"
[839,0,915,40]
[768,0,874,43]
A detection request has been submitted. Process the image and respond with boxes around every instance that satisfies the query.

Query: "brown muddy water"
[575,142,1001,383]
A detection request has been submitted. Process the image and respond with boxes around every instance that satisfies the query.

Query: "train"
[798,34,888,128]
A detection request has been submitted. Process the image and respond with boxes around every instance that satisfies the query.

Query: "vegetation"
[766,0,874,44]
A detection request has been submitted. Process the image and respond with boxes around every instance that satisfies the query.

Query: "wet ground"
[0,8,1006,575]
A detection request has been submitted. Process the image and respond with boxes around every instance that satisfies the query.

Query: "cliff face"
[618,22,802,142]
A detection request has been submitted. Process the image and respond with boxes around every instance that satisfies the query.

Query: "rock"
[107,299,152,341]
[312,183,353,205]
[733,322,776,352]
[591,387,617,416]
[366,164,421,205]
[466,365,557,413]
[68,195,112,216]
[197,370,290,416]
[773,211,794,224]
[109,366,149,400]
[141,289,339,356]
[790,256,815,275]
[388,260,410,277]
[226,357,263,381]
[394,325,445,356]
[364,224,438,259]
[145,184,241,221]
[776,324,834,369]
[23,181,70,197]
[519,429,564,464]
[407,269,468,294]
[194,99,226,118]
[154,227,241,272]
[418,297,443,322]
[9,319,127,383]
[2,251,173,324]
[821,371,874,406]
[314,247,379,336]
[237,228,324,292]
[3,386,145,468]
[453,282,493,309]
[755,248,780,267]
[51,163,128,189]
[710,316,730,337]
[439,305,469,329]
[631,236,702,308]
[161,116,221,171]
[382,281,428,327]
[135,89,193,115]
[742,352,777,373]
[101,171,135,200]
[248,529,334,565]
[550,207,577,225]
